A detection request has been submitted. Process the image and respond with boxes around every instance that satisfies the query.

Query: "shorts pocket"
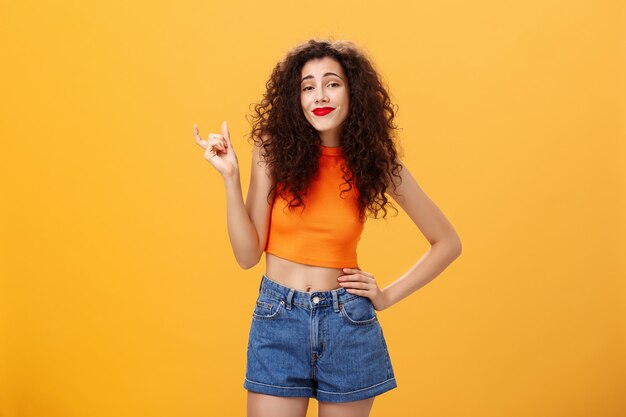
[252,294,285,320]
[340,296,378,326]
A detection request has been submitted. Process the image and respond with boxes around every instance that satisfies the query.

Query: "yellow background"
[1,1,624,416]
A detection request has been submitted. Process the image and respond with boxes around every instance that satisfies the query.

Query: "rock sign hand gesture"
[194,121,239,178]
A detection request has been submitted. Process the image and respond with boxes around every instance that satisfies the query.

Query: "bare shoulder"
[385,157,461,248]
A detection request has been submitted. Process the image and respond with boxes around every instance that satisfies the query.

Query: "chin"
[315,123,339,130]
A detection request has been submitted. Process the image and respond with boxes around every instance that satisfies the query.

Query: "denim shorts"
[243,273,397,403]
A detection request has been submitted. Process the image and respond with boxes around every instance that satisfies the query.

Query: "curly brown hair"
[246,38,404,220]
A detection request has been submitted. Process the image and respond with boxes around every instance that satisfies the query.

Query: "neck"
[319,127,341,147]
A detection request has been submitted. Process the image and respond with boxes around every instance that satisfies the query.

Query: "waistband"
[259,273,357,312]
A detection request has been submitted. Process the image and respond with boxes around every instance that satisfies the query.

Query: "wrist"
[222,169,240,182]
[380,289,393,311]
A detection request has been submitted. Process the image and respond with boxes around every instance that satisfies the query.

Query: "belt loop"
[331,289,339,313]
[259,275,264,292]
[286,289,295,310]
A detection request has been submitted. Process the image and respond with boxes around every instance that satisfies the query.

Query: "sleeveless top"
[263,145,365,268]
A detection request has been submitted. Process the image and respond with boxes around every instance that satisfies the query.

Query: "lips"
[312,107,335,116]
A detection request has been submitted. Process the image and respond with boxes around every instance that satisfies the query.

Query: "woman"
[194,39,462,417]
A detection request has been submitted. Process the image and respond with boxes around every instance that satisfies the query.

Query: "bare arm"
[223,142,273,269]
[380,158,462,309]
[194,122,273,270]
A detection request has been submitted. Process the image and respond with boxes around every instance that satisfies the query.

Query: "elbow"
[239,262,255,270]
[237,258,257,270]
[455,242,463,258]
[451,237,462,257]
[236,250,263,270]
[433,236,462,257]
[237,260,256,270]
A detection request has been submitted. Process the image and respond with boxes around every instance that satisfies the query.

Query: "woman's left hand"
[338,268,390,311]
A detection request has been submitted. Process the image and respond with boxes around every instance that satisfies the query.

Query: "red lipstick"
[312,107,335,116]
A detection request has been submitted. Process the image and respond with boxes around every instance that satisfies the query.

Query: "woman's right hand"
[194,121,239,178]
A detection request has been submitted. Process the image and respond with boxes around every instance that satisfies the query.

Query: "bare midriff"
[265,252,344,292]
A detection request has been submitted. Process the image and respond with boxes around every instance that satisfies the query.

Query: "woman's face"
[300,56,350,138]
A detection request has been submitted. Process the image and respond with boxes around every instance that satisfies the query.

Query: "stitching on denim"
[316,377,396,395]
[252,300,284,320]
[289,295,359,309]
[258,294,359,309]
[378,323,393,379]
[244,378,313,390]
[259,289,283,301]
[255,301,272,311]
[339,302,378,325]
[309,307,315,366]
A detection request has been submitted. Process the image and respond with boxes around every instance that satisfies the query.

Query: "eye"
[329,82,340,87]
[302,86,313,91]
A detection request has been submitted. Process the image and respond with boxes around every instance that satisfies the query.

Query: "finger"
[196,136,207,149]
[338,271,361,281]
[339,271,367,282]
[209,133,227,147]
[344,287,369,295]
[339,280,367,289]
[194,124,206,147]
[346,267,373,278]
[208,134,226,151]
[221,121,232,149]
[209,138,226,153]
[206,144,222,160]
[344,287,369,296]
[342,268,373,280]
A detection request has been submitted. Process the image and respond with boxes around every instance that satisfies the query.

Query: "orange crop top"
[264,145,365,268]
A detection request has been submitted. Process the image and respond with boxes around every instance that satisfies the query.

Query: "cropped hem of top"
[266,249,359,269]
[264,144,365,269]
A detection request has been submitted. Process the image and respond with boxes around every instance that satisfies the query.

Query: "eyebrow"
[300,72,343,84]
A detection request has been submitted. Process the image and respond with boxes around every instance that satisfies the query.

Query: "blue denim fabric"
[244,274,397,403]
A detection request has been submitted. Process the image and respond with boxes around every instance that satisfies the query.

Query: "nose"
[315,88,329,104]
